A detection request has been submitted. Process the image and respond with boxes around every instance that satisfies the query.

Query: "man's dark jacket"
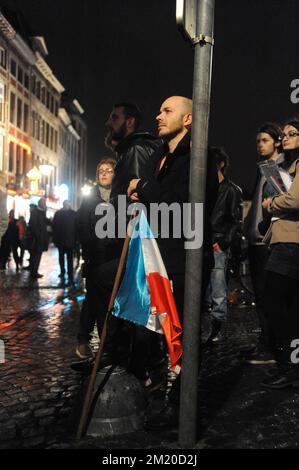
[110,131,161,205]
[210,179,243,251]
[29,207,48,253]
[136,132,219,274]
[52,208,77,249]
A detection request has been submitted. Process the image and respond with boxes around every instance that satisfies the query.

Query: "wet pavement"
[0,247,299,449]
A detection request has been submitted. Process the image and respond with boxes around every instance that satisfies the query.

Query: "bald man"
[128,96,219,428]
[128,96,194,316]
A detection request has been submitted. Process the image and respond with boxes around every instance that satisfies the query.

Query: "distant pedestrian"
[205,147,243,343]
[52,200,77,284]
[28,198,48,279]
[22,204,37,271]
[16,216,27,267]
[0,210,20,272]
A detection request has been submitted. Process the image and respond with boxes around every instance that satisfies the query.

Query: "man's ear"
[184,113,192,128]
[275,141,281,148]
[126,116,135,132]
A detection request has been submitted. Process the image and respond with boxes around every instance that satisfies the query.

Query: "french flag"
[113,211,183,372]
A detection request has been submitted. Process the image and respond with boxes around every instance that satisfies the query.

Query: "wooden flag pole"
[76,223,133,439]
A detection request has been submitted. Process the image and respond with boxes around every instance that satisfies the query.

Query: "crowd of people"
[1,97,299,429]
[70,98,299,429]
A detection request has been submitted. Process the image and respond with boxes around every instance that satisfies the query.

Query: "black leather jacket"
[110,131,161,205]
[210,179,243,251]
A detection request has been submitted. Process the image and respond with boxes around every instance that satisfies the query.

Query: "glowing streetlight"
[39,164,53,177]
[81,184,92,196]
[27,166,41,193]
[27,166,41,180]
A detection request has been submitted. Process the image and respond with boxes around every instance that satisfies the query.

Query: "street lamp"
[81,183,93,196]
[27,166,41,193]
[39,164,54,177]
[39,164,53,197]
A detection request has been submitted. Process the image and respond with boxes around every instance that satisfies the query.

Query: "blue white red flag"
[113,211,183,372]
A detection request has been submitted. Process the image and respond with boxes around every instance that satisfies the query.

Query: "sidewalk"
[1,249,299,449]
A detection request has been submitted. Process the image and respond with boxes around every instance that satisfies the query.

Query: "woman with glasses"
[75,158,116,361]
[243,122,283,364]
[261,118,299,389]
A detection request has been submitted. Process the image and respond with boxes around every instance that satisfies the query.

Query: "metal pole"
[179,0,215,448]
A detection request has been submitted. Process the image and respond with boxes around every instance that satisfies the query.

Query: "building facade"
[0,10,87,235]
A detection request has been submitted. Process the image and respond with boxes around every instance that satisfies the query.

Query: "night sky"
[2,0,299,194]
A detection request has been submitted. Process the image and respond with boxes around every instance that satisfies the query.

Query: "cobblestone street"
[1,247,299,449]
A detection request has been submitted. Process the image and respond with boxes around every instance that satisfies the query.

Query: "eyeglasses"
[98,169,114,175]
[282,131,299,139]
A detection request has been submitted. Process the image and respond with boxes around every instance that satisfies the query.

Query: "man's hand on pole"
[127,179,141,201]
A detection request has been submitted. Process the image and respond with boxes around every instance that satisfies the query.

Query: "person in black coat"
[28,198,48,279]
[128,96,219,319]
[205,147,243,342]
[0,210,20,271]
[52,200,77,283]
[72,104,160,374]
[75,158,116,360]
[128,96,219,425]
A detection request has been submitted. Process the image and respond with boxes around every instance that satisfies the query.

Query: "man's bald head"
[166,96,193,114]
[156,96,193,148]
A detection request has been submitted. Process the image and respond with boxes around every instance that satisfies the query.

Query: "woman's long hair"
[281,118,299,170]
